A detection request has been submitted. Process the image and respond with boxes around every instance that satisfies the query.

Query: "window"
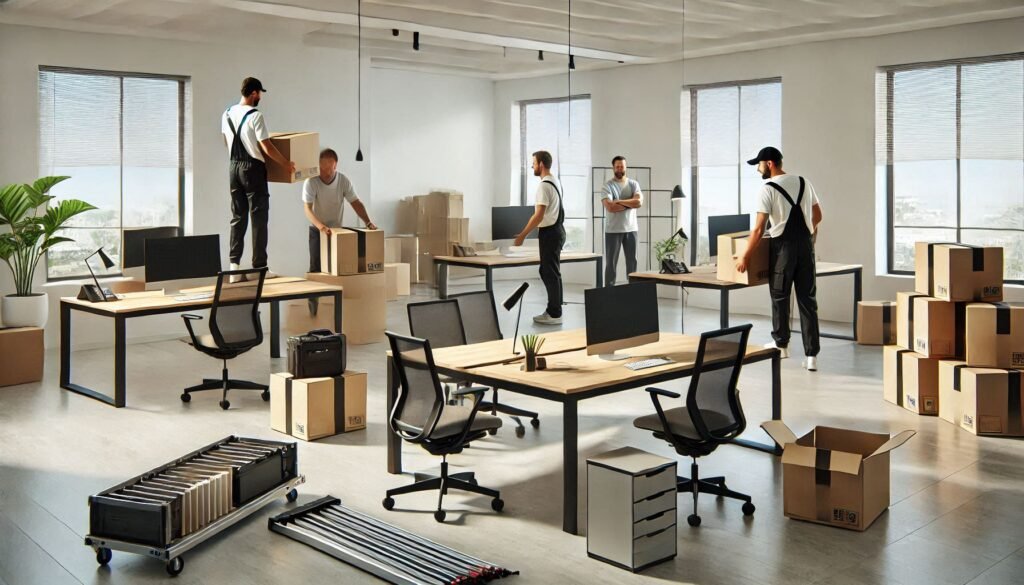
[511,95,591,251]
[682,79,781,265]
[39,67,190,279]
[877,54,1024,282]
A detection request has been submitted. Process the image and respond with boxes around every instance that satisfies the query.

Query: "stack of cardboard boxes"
[879,242,1023,437]
[270,371,367,441]
[396,191,470,285]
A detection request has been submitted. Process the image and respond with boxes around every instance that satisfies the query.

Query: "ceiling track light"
[569,54,576,70]
[413,31,420,51]
[392,28,398,36]
[538,50,544,61]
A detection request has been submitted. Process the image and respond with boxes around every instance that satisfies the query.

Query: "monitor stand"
[597,353,632,361]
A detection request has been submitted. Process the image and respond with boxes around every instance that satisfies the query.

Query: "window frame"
[515,94,592,206]
[39,66,189,282]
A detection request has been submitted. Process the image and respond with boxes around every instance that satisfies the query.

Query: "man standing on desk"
[736,146,823,371]
[602,156,643,286]
[514,150,564,326]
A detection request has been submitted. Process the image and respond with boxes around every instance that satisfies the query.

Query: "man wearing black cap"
[221,77,295,281]
[736,146,823,371]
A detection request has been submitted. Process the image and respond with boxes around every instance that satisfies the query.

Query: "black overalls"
[226,108,271,269]
[538,178,566,319]
[766,177,820,356]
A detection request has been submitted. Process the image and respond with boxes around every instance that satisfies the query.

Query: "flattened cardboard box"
[270,371,367,441]
[937,360,969,425]
[762,421,915,531]
[0,327,44,387]
[716,231,769,285]
[959,368,1023,437]
[911,297,967,359]
[856,301,896,345]
[965,303,1024,370]
[895,291,927,351]
[913,242,1002,302]
[267,132,319,183]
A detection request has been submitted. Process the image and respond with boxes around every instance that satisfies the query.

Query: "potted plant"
[0,176,96,327]
[520,334,545,372]
[653,235,681,264]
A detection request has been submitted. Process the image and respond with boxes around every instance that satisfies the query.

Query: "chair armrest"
[181,313,204,345]
[451,386,488,397]
[646,387,681,400]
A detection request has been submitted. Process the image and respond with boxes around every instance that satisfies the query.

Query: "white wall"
[492,17,1024,322]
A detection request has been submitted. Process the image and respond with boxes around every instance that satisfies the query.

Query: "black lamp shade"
[94,247,115,269]
[502,282,529,311]
[355,148,363,162]
[671,185,686,199]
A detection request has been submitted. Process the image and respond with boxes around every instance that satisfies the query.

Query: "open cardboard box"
[762,421,915,531]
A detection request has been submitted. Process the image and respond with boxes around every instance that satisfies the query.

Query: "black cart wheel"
[487,428,498,436]
[219,400,230,410]
[530,418,540,428]
[286,489,298,503]
[434,510,447,523]
[95,547,112,566]
[382,497,395,510]
[742,501,756,516]
[515,426,526,438]
[261,390,270,401]
[180,393,191,403]
[687,514,701,527]
[491,498,505,512]
[166,556,184,577]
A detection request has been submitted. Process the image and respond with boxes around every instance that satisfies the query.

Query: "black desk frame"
[435,255,604,300]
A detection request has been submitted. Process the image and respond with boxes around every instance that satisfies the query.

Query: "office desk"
[60,277,343,408]
[432,252,603,299]
[629,262,862,339]
[385,330,781,535]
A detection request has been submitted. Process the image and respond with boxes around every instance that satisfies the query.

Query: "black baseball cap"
[241,77,267,96]
[746,146,782,166]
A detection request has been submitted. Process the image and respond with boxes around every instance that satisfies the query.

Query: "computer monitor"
[122,226,182,268]
[491,206,537,241]
[144,235,222,283]
[708,214,752,259]
[585,282,660,357]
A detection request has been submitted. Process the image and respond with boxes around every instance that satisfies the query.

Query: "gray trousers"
[605,231,638,286]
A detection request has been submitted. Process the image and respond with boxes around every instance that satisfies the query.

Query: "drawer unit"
[587,447,677,572]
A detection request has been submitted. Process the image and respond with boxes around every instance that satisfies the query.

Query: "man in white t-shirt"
[514,150,564,325]
[736,146,823,371]
[302,148,376,273]
[221,77,295,281]
[602,155,643,286]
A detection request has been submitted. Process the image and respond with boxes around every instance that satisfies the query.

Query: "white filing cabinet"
[587,447,677,572]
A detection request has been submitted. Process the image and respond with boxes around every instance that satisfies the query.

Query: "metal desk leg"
[852,268,862,339]
[332,291,343,333]
[720,289,730,329]
[562,399,579,534]
[61,304,123,408]
[731,351,782,455]
[485,267,493,296]
[270,300,281,358]
[60,302,71,388]
[386,355,402,474]
[595,257,603,288]
[439,262,450,299]
[680,289,686,333]
[113,316,126,408]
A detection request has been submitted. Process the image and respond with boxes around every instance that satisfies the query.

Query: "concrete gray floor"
[1,280,1022,585]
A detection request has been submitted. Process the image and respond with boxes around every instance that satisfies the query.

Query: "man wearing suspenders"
[514,150,565,325]
[221,77,295,282]
[736,147,823,371]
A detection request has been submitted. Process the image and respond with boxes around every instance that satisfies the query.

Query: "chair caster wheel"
[515,426,525,438]
[434,510,447,522]
[530,418,540,428]
[742,502,756,516]
[96,547,112,566]
[487,428,498,435]
[491,498,504,512]
[687,514,701,527]
[382,497,395,510]
[219,400,230,410]
[286,489,298,503]
[180,393,191,403]
[261,390,270,401]
[166,556,184,577]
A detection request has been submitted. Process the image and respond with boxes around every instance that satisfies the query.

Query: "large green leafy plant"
[0,176,96,296]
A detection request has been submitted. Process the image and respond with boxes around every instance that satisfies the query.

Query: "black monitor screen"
[585,282,659,350]
[708,214,751,258]
[122,226,182,268]
[144,235,222,282]
[492,206,537,240]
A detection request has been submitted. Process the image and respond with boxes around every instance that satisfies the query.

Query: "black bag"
[287,329,346,378]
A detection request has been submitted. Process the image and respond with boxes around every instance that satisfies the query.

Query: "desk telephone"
[659,255,690,275]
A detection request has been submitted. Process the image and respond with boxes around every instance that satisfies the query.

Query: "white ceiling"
[1,0,1022,78]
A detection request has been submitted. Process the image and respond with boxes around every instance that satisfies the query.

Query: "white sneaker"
[228,263,247,284]
[533,312,563,325]
[805,356,818,371]
[764,342,790,359]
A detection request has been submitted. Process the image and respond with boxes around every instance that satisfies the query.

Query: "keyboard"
[173,292,214,302]
[624,357,674,371]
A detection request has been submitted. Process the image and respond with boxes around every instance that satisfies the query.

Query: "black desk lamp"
[78,248,117,302]
[503,282,530,355]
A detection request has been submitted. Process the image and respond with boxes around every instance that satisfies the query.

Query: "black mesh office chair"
[383,331,504,522]
[180,268,268,410]
[633,324,756,527]
[450,290,540,438]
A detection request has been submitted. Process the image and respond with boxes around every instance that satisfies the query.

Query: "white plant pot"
[2,293,49,328]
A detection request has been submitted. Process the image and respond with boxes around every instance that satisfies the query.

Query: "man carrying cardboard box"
[303,148,376,274]
[221,77,295,282]
[736,147,823,371]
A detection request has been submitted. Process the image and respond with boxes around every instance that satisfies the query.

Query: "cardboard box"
[446,217,470,245]
[385,235,420,282]
[856,301,896,345]
[883,345,913,409]
[914,242,1003,302]
[283,297,336,333]
[965,303,1024,369]
[266,132,319,183]
[349,228,384,272]
[320,228,385,275]
[384,238,402,264]
[911,297,967,359]
[716,231,769,285]
[938,360,969,425]
[0,327,44,387]
[895,292,927,350]
[307,272,386,345]
[959,368,1023,436]
[762,421,915,531]
[384,263,410,299]
[423,191,464,219]
[270,371,367,441]
[418,252,436,286]
[901,351,940,415]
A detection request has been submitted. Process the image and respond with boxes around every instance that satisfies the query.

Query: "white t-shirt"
[756,174,820,238]
[221,104,269,162]
[535,176,563,228]
[302,173,358,228]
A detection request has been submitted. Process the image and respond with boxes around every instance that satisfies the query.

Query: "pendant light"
[567,0,573,135]
[355,0,364,162]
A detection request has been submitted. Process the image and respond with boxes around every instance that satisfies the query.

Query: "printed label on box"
[907,395,917,408]
[295,422,306,434]
[937,285,948,296]
[962,414,974,429]
[832,508,858,525]
[984,286,1001,297]
[924,398,936,412]
[348,415,364,426]
[1013,353,1024,367]
[367,262,384,271]
[915,339,927,352]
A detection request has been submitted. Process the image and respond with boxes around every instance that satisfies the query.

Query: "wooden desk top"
[430,329,587,369]
[433,251,601,267]
[61,278,342,315]
[629,261,862,289]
